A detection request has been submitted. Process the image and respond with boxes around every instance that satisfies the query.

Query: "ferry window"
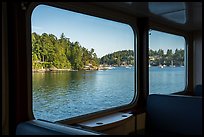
[31,5,135,122]
[149,30,186,94]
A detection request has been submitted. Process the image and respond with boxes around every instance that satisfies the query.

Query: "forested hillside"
[32,32,184,71]
[100,50,134,66]
[32,32,99,70]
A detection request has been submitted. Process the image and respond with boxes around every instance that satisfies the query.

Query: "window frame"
[27,2,139,124]
[148,26,189,95]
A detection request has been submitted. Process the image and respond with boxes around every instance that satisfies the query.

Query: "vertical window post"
[136,18,149,110]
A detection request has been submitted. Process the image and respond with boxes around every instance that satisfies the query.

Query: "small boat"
[159,65,164,68]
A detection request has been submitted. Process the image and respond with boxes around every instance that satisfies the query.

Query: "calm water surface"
[33,67,134,121]
[149,66,185,94]
[33,66,185,122]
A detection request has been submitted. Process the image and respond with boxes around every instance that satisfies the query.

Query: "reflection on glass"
[148,2,186,24]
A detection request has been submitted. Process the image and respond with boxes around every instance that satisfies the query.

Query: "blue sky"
[32,4,185,57]
[149,30,185,53]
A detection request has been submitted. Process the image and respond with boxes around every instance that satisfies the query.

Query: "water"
[33,66,185,122]
[33,67,134,122]
[149,66,185,94]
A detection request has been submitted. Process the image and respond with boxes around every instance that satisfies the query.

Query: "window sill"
[78,112,134,131]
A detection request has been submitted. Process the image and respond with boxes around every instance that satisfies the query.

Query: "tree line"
[32,32,184,70]
[149,48,184,66]
[32,32,99,70]
[100,48,184,67]
[100,50,134,66]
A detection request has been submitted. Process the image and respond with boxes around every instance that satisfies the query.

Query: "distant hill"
[100,50,134,66]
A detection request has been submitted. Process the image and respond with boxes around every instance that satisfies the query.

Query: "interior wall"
[2,2,9,135]
[193,30,202,86]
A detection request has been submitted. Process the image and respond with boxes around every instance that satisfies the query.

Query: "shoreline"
[32,68,72,73]
[32,67,100,73]
[32,65,182,73]
[32,65,119,73]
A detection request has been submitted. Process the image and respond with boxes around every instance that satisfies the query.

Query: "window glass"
[32,5,135,122]
[149,30,186,94]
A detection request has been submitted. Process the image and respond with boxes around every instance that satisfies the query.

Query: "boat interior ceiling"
[52,2,202,31]
[90,2,202,31]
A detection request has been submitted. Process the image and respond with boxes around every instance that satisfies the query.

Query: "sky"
[149,30,185,53]
[32,4,185,58]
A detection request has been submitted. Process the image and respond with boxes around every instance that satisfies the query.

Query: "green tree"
[165,49,173,66]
